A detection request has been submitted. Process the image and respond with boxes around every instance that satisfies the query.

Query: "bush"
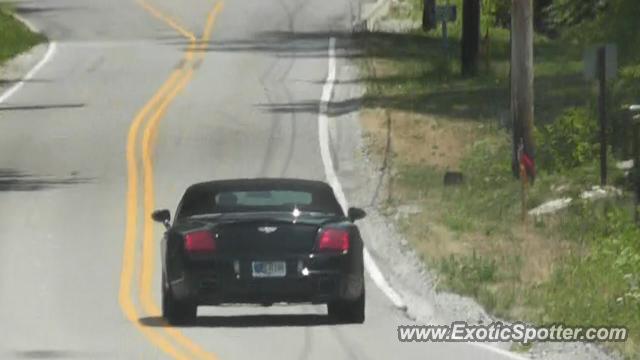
[536,107,599,173]
[545,0,604,29]
[482,0,511,28]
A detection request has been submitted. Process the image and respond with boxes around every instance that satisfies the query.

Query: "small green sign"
[435,5,457,23]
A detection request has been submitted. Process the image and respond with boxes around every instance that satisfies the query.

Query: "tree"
[422,0,436,31]
[533,0,553,32]
[461,0,481,76]
[546,0,603,28]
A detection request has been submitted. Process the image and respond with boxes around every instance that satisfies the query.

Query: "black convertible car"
[152,178,367,325]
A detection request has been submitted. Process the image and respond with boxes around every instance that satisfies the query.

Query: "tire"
[162,274,197,326]
[327,290,365,324]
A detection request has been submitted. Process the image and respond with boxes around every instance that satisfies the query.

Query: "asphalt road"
[0,0,522,359]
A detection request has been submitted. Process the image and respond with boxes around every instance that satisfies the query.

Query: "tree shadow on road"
[158,29,588,125]
[0,103,85,111]
[0,78,51,86]
[175,30,510,121]
[0,168,91,192]
[167,30,441,61]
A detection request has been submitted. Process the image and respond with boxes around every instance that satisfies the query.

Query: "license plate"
[251,261,286,278]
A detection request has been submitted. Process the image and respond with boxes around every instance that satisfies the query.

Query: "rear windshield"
[177,186,342,218]
[218,191,312,207]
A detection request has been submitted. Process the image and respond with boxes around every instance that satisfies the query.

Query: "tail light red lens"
[184,231,216,253]
[317,228,350,252]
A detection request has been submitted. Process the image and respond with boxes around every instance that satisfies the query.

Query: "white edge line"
[0,13,57,105]
[318,37,406,310]
[318,37,529,360]
[12,12,41,33]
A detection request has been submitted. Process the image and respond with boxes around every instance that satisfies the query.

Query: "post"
[634,121,640,224]
[423,0,436,31]
[511,0,535,179]
[520,158,528,223]
[623,110,629,159]
[597,46,608,186]
[442,18,449,51]
[461,0,480,77]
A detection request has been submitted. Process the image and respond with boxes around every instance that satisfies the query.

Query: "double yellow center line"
[119,1,223,359]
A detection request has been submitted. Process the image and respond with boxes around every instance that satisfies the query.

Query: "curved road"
[0,0,520,359]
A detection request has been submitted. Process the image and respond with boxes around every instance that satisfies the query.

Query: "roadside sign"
[435,5,457,23]
[584,44,618,81]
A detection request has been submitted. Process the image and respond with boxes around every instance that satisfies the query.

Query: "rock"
[528,198,573,216]
[616,160,634,171]
[443,171,464,186]
[551,184,570,193]
[580,186,623,201]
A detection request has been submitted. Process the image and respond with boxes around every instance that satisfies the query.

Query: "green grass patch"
[0,7,45,66]
[528,204,640,357]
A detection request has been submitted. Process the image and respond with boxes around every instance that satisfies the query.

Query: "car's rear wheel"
[162,274,197,325]
[327,290,365,324]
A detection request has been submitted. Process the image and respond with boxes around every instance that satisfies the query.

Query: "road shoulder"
[326,33,619,360]
[0,43,48,95]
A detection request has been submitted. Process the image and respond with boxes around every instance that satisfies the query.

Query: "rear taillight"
[317,228,350,252]
[184,231,216,253]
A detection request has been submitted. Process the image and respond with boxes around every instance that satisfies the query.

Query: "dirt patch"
[360,108,478,170]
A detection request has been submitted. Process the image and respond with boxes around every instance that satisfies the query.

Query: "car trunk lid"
[188,212,341,255]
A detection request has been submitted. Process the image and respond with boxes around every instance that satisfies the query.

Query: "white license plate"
[251,261,286,278]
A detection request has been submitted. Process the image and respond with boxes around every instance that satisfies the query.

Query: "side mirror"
[151,209,171,229]
[347,207,366,222]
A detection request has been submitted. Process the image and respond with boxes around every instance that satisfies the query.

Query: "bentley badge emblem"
[258,226,278,234]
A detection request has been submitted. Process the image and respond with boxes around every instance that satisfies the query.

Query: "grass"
[358,3,640,358]
[0,7,45,66]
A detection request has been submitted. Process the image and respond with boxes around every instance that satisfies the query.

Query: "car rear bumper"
[169,253,363,305]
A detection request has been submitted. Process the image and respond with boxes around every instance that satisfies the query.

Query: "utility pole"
[511,0,535,179]
[461,0,480,76]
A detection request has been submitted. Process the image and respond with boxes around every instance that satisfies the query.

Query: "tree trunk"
[422,0,436,31]
[461,0,480,77]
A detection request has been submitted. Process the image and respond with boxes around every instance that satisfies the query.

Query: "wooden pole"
[511,0,535,179]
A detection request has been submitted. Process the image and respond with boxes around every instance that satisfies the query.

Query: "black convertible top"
[186,178,335,193]
[176,178,343,218]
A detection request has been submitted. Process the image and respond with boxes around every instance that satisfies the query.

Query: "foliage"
[555,0,640,62]
[0,8,45,65]
[439,252,498,294]
[482,0,511,28]
[536,108,599,173]
[544,0,604,28]
[482,0,552,31]
[532,204,640,357]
